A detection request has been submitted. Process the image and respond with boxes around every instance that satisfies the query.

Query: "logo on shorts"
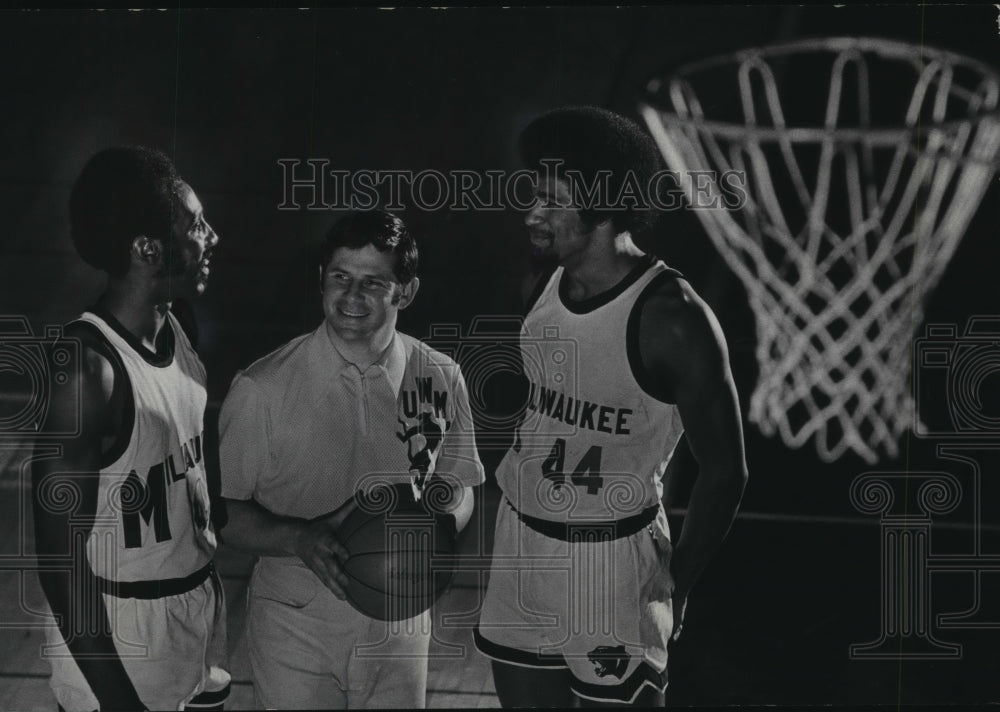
[587,645,630,679]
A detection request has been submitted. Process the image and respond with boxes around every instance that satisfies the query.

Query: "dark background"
[1,5,999,706]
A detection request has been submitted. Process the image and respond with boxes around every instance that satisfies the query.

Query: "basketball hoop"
[639,37,1000,463]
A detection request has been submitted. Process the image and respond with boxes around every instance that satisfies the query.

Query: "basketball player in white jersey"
[475,106,749,706]
[32,147,229,711]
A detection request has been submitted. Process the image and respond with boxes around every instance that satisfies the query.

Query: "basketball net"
[639,37,1000,463]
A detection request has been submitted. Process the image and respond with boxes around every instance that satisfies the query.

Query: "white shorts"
[45,566,230,712]
[247,556,430,710]
[475,498,674,703]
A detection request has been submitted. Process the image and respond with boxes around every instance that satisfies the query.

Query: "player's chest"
[269,372,452,455]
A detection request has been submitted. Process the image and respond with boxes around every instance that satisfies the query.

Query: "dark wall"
[1,6,998,514]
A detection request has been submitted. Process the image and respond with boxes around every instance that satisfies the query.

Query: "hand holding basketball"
[293,502,355,599]
[336,482,459,621]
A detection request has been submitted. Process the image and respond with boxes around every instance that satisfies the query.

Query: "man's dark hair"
[69,146,182,278]
[519,105,664,236]
[319,209,419,284]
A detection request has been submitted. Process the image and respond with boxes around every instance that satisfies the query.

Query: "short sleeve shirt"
[219,323,484,518]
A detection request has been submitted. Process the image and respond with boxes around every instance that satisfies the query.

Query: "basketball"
[338,483,458,621]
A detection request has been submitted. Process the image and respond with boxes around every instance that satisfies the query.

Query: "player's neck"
[325,320,395,372]
[100,278,171,351]
[562,231,647,301]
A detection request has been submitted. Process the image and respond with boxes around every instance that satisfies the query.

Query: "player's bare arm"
[32,342,146,711]
[223,480,471,597]
[637,275,749,637]
[223,468,471,601]
[223,497,352,599]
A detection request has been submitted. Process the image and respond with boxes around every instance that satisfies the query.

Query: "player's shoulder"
[401,332,459,369]
[62,317,120,399]
[400,332,465,385]
[237,331,314,389]
[632,265,724,363]
[637,266,709,325]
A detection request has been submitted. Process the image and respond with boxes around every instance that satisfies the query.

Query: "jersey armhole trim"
[625,268,683,405]
[65,320,136,469]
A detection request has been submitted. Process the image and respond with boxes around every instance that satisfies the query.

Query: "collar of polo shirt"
[314,322,408,394]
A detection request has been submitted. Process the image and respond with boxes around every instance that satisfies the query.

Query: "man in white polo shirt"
[219,209,483,709]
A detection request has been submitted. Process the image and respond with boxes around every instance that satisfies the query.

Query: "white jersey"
[496,257,685,523]
[75,309,215,583]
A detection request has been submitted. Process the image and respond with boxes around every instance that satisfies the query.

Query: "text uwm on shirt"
[121,431,205,548]
[399,376,448,419]
[397,376,452,495]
